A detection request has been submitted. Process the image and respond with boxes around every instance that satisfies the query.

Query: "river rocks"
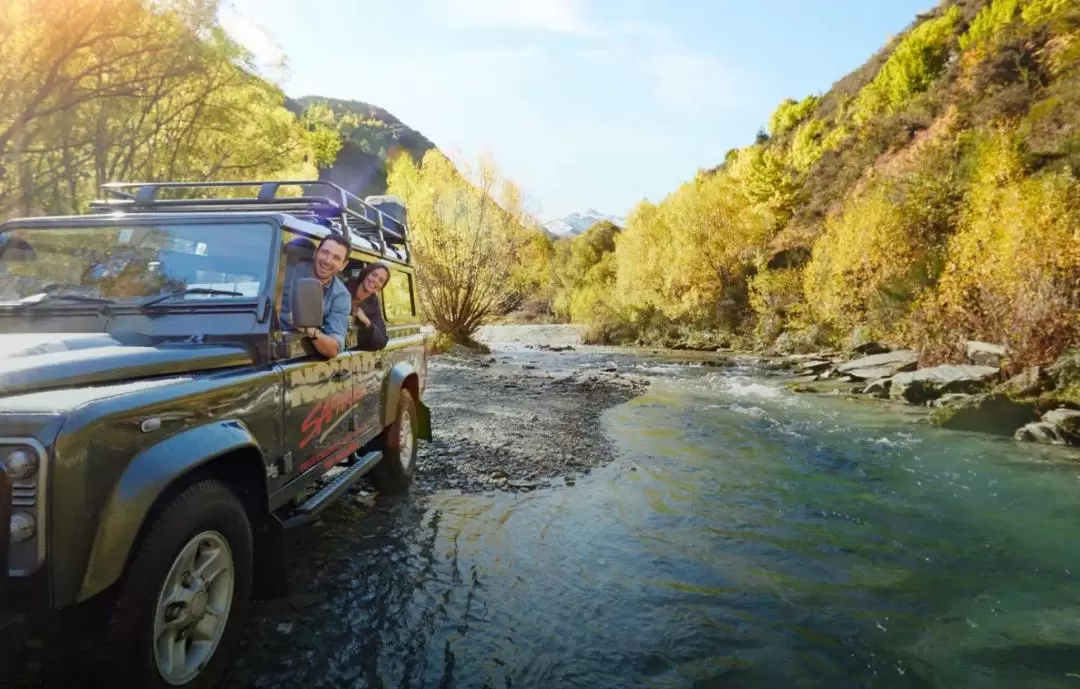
[889,364,1000,404]
[931,393,1037,436]
[965,340,1008,368]
[837,350,919,381]
[1001,366,1049,398]
[1015,408,1080,447]
[861,378,892,398]
[852,341,890,356]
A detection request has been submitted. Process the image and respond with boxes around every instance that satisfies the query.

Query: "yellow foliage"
[959,0,1021,51]
[854,6,962,124]
[1022,0,1072,25]
[803,135,960,336]
[615,172,771,328]
[749,267,806,342]
[903,131,1080,369]
[387,150,530,342]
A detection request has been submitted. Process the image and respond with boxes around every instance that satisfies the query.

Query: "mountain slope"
[289,96,437,198]
[554,0,1080,370]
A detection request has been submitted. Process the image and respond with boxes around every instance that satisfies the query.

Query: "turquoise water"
[229,353,1080,689]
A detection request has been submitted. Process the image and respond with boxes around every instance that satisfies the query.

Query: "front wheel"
[99,480,253,688]
[370,388,419,494]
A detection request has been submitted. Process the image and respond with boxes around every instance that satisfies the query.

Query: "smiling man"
[280,234,352,358]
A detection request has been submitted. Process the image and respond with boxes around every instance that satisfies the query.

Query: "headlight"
[10,513,34,542]
[2,447,38,480]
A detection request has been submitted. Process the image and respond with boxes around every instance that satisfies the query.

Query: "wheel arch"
[75,421,271,605]
[381,362,431,440]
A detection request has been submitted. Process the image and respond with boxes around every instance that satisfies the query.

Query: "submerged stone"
[1015,408,1080,447]
[931,393,1037,436]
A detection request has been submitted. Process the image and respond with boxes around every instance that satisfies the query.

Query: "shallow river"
[236,329,1080,689]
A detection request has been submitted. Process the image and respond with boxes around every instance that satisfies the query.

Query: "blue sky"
[221,0,934,222]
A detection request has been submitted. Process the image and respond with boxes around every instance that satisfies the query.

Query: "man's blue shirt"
[280,261,350,353]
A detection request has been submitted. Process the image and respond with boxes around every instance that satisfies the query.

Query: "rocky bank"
[764,341,1080,448]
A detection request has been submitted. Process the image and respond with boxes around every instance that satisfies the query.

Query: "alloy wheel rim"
[152,530,235,686]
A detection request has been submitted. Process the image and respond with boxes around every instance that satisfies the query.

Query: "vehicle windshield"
[0,222,274,303]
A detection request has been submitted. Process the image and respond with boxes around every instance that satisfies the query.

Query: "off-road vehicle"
[0,180,432,687]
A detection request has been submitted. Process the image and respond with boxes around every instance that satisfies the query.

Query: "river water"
[237,329,1080,689]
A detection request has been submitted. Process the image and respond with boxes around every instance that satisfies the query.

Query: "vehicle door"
[275,233,363,483]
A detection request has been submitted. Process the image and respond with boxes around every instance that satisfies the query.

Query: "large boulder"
[1015,408,1080,447]
[965,340,1007,368]
[890,364,1000,404]
[836,350,918,381]
[931,393,1038,436]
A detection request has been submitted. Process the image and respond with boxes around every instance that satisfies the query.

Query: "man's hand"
[303,326,340,358]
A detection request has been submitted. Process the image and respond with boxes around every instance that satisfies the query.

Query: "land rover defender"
[0,180,432,687]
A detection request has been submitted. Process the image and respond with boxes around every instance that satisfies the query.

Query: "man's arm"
[304,327,341,358]
[306,285,350,358]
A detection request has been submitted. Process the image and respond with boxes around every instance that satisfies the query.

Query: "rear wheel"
[370,388,418,494]
[99,480,253,688]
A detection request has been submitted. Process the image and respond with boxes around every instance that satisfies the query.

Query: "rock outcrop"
[889,364,1000,405]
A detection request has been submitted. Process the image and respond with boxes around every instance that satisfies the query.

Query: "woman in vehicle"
[352,261,390,351]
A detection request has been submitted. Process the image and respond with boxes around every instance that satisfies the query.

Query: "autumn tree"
[0,0,322,218]
[387,149,530,345]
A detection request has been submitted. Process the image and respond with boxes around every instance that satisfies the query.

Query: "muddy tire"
[371,388,418,494]
[97,480,253,689]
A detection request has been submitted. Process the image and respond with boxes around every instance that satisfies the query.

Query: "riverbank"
[411,346,649,494]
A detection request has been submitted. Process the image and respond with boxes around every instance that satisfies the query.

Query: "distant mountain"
[287,96,438,199]
[543,210,625,238]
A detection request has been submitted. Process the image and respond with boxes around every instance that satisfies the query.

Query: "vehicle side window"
[383,269,415,322]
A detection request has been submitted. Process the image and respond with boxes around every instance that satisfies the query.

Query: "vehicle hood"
[0,333,253,400]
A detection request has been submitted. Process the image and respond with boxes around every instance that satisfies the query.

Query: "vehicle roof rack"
[87,180,410,258]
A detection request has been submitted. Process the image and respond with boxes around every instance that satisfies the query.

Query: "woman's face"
[359,267,389,294]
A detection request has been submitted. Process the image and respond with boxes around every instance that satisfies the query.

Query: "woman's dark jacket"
[355,294,388,351]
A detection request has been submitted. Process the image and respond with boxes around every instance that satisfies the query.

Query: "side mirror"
[292,278,324,329]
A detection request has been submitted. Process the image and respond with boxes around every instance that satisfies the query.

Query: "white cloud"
[431,0,594,35]
[218,4,288,81]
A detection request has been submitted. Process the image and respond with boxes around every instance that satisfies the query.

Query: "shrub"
[769,95,821,137]
[749,267,807,345]
[903,130,1080,371]
[854,6,962,124]
[959,0,1021,52]
[803,136,962,336]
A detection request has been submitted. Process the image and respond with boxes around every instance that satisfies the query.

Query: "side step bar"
[282,451,382,529]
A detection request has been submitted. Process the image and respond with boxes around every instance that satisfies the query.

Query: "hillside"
[551,0,1080,373]
[290,96,438,198]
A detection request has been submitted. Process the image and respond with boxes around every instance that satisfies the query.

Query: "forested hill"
[550,0,1080,373]
[291,96,438,198]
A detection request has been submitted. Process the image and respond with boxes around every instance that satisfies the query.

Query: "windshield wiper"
[140,287,245,310]
[10,293,116,311]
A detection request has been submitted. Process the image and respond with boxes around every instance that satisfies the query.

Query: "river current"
[234,329,1080,689]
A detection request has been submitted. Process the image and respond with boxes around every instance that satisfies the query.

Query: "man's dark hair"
[317,234,351,256]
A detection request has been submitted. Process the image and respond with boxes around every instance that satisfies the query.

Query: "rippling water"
[233,341,1080,689]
